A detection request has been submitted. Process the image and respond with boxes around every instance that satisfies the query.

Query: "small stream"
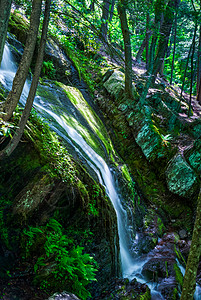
[1,42,200,299]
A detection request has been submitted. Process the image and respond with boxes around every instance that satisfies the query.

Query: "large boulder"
[185,138,201,176]
[135,123,167,162]
[165,154,198,197]
[103,69,125,100]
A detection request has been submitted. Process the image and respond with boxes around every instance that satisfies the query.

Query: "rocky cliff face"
[98,69,201,222]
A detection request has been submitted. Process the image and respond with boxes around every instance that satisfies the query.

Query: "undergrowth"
[22,218,97,299]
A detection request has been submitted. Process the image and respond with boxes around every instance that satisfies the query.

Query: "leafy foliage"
[0,118,14,138]
[41,60,56,79]
[22,219,97,299]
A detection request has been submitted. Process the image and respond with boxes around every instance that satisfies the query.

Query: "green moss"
[137,287,151,300]
[173,263,183,287]
[121,164,132,182]
[24,110,77,184]
[172,288,178,300]
[157,217,165,237]
[8,11,29,44]
[55,82,116,160]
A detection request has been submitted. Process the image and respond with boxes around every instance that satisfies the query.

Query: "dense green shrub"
[22,218,97,299]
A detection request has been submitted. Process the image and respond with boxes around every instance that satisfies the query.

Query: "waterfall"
[0,43,134,276]
[1,42,201,300]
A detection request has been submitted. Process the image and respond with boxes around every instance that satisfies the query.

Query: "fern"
[22,219,97,299]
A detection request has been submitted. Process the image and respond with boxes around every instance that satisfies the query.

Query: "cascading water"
[0,43,134,276]
[1,42,201,300]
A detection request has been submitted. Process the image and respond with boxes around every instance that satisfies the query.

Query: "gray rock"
[103,69,125,99]
[166,154,198,197]
[179,229,187,239]
[48,292,80,300]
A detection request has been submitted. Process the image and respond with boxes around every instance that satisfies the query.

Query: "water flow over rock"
[0,43,135,277]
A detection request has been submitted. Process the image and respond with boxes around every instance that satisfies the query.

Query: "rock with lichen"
[165,154,198,197]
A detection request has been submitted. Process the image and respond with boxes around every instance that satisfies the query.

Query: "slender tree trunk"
[180,189,201,300]
[109,0,115,21]
[146,13,150,69]
[135,29,152,64]
[188,20,197,116]
[101,0,111,39]
[0,0,51,159]
[0,0,12,65]
[89,0,95,11]
[118,0,133,98]
[170,11,177,84]
[151,0,179,84]
[196,24,201,99]
[140,0,164,104]
[196,75,201,105]
[181,42,193,97]
[0,0,42,122]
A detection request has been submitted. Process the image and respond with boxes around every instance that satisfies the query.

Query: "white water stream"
[1,43,201,300]
[0,43,135,276]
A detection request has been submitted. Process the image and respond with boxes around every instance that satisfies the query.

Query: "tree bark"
[101,0,111,39]
[151,0,179,84]
[170,11,177,84]
[196,24,201,100]
[146,12,150,69]
[89,0,95,11]
[0,0,42,122]
[109,0,115,22]
[0,0,12,65]
[180,189,201,300]
[135,28,152,64]
[188,20,197,116]
[118,0,133,98]
[140,0,164,104]
[181,41,193,97]
[0,0,51,159]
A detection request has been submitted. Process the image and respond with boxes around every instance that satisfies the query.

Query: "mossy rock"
[135,122,172,162]
[165,154,199,198]
[185,138,201,176]
[12,174,55,221]
[8,10,29,44]
[103,69,125,100]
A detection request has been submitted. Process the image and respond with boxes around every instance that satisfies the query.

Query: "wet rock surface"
[141,233,184,299]
[48,292,80,300]
[93,278,151,300]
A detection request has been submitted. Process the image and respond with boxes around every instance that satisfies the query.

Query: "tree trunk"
[109,0,115,22]
[89,0,95,11]
[151,0,179,84]
[0,0,42,122]
[0,0,51,159]
[135,28,152,64]
[197,24,201,98]
[101,0,111,39]
[188,20,197,116]
[146,12,150,70]
[170,11,177,84]
[0,0,12,65]
[180,189,201,300]
[118,0,133,98]
[181,41,193,97]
